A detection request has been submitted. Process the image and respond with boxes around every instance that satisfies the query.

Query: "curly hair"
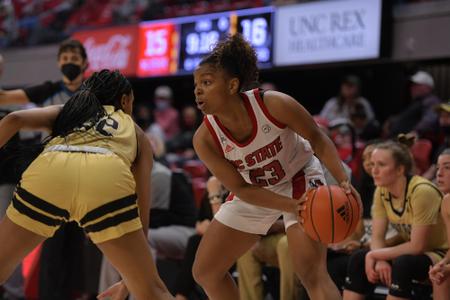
[200,33,259,91]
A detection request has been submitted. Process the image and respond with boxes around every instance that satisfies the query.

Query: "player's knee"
[391,254,415,273]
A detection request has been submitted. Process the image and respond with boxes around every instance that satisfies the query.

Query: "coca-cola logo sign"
[85,35,132,70]
[73,26,138,76]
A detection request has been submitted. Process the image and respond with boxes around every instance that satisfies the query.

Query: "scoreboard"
[138,6,274,77]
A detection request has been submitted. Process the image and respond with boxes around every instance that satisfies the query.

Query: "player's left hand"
[340,181,363,219]
[365,251,379,284]
[97,280,129,300]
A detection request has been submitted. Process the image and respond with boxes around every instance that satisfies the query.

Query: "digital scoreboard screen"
[177,6,274,74]
[236,8,273,69]
[178,15,230,73]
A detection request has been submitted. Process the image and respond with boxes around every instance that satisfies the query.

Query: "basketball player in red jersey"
[192,33,360,300]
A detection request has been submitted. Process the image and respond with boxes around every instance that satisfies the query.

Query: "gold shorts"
[6,150,142,244]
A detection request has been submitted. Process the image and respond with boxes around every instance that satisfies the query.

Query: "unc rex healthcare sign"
[274,0,382,66]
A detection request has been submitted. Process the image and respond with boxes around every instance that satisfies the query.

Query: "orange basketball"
[300,185,361,244]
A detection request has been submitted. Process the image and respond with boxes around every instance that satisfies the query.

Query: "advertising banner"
[73,26,138,76]
[274,0,382,66]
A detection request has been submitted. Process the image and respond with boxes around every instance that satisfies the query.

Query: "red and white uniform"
[204,89,325,234]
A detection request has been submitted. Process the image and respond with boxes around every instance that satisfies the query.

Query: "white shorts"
[214,156,326,235]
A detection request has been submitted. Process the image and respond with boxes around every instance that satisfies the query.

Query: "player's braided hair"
[52,69,132,138]
[200,33,259,91]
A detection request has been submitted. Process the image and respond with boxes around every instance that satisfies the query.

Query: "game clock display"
[177,6,274,74]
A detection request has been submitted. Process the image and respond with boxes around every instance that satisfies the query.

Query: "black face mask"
[61,63,82,81]
[442,125,450,135]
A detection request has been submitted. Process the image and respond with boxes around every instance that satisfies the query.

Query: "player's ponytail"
[200,33,259,91]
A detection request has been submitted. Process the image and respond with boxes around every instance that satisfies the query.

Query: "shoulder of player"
[261,90,300,112]
[409,176,441,195]
[193,121,221,155]
[193,122,210,147]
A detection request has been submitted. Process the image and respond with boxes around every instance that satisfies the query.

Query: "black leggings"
[344,249,433,298]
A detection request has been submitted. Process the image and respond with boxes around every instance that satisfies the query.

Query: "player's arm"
[131,124,153,233]
[370,218,389,250]
[0,89,30,104]
[370,224,432,261]
[0,105,62,148]
[263,91,349,185]
[441,194,450,261]
[193,123,295,213]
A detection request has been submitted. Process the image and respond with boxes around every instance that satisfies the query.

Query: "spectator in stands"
[133,104,167,164]
[422,101,450,180]
[174,176,226,300]
[26,0,75,46]
[434,102,450,160]
[328,118,364,184]
[0,0,18,47]
[320,75,375,125]
[429,149,450,298]
[385,70,442,139]
[343,140,448,300]
[99,160,197,296]
[0,39,88,106]
[153,85,179,141]
[350,102,381,142]
[134,103,164,140]
[166,105,200,164]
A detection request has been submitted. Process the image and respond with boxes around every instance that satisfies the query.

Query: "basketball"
[300,185,361,244]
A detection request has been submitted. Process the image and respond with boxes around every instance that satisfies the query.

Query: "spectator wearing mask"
[0,39,88,106]
[386,71,442,139]
[153,85,179,141]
